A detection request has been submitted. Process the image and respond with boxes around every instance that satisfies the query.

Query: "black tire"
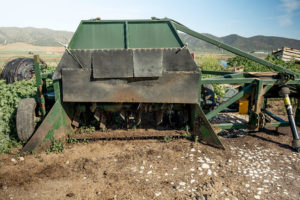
[0,57,44,84]
[202,84,215,105]
[16,98,37,142]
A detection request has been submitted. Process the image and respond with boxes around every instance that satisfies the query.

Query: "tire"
[0,57,44,84]
[16,98,37,142]
[202,84,215,105]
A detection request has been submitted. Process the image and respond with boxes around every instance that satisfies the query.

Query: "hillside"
[180,33,300,52]
[0,27,300,52]
[0,27,72,46]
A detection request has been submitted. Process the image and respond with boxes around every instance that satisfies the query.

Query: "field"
[0,43,64,71]
[0,44,300,199]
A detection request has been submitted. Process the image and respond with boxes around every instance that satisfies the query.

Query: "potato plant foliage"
[0,66,55,153]
[0,79,36,152]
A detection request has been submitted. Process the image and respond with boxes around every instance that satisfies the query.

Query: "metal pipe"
[281,87,300,151]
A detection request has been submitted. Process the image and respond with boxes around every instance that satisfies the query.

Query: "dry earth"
[0,124,300,200]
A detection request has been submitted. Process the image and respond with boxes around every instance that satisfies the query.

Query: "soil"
[0,124,300,200]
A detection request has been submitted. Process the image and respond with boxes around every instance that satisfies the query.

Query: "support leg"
[281,87,300,152]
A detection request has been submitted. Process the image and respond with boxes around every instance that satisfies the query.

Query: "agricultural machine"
[15,18,300,153]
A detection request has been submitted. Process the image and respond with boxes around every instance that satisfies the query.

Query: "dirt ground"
[0,124,300,200]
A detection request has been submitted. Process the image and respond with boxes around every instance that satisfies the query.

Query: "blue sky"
[0,0,299,39]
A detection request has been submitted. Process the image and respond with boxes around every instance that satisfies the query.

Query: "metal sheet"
[92,49,134,78]
[62,69,200,103]
[163,48,198,71]
[53,50,93,80]
[133,49,163,77]
[53,48,198,80]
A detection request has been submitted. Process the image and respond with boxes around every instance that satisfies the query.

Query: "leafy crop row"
[227,55,299,73]
[0,79,36,152]
[0,66,56,153]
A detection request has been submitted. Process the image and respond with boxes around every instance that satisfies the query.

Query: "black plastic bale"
[0,57,37,84]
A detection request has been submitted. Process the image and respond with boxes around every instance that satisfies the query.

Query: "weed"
[48,139,64,154]
[39,158,44,162]
[79,125,96,134]
[67,137,78,144]
[131,125,137,131]
[83,138,90,143]
[184,125,193,141]
[194,135,199,143]
[163,135,173,143]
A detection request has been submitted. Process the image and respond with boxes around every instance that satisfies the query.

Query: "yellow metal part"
[284,96,291,105]
[239,99,249,114]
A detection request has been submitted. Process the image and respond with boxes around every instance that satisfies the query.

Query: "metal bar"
[53,80,61,102]
[264,110,288,123]
[124,21,129,49]
[264,122,290,128]
[201,78,256,84]
[201,70,235,75]
[172,22,300,78]
[41,73,53,79]
[206,84,253,120]
[34,55,46,117]
[212,123,249,130]
[223,73,246,78]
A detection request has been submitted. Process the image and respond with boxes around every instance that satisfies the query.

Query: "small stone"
[83,177,87,180]
[191,148,196,152]
[147,171,152,175]
[190,179,195,184]
[154,192,161,197]
[19,157,24,161]
[254,195,260,199]
[66,161,70,165]
[179,181,186,186]
[11,158,17,163]
[202,163,209,169]
[207,169,212,175]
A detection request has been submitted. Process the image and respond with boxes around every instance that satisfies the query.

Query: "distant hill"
[0,27,300,52]
[179,33,300,52]
[0,27,72,46]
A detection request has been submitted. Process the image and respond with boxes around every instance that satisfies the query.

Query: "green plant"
[213,84,226,98]
[131,125,137,131]
[0,66,56,153]
[184,125,193,140]
[163,135,173,143]
[195,55,227,78]
[78,125,96,134]
[227,55,298,73]
[48,139,64,154]
[67,137,78,144]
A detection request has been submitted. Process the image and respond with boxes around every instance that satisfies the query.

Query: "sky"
[0,0,299,39]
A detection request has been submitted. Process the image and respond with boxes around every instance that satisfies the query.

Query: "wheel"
[16,98,37,142]
[0,57,44,84]
[202,84,215,111]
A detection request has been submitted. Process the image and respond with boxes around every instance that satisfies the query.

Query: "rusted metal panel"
[93,49,134,78]
[163,48,198,71]
[62,69,200,103]
[53,48,198,80]
[133,48,163,77]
